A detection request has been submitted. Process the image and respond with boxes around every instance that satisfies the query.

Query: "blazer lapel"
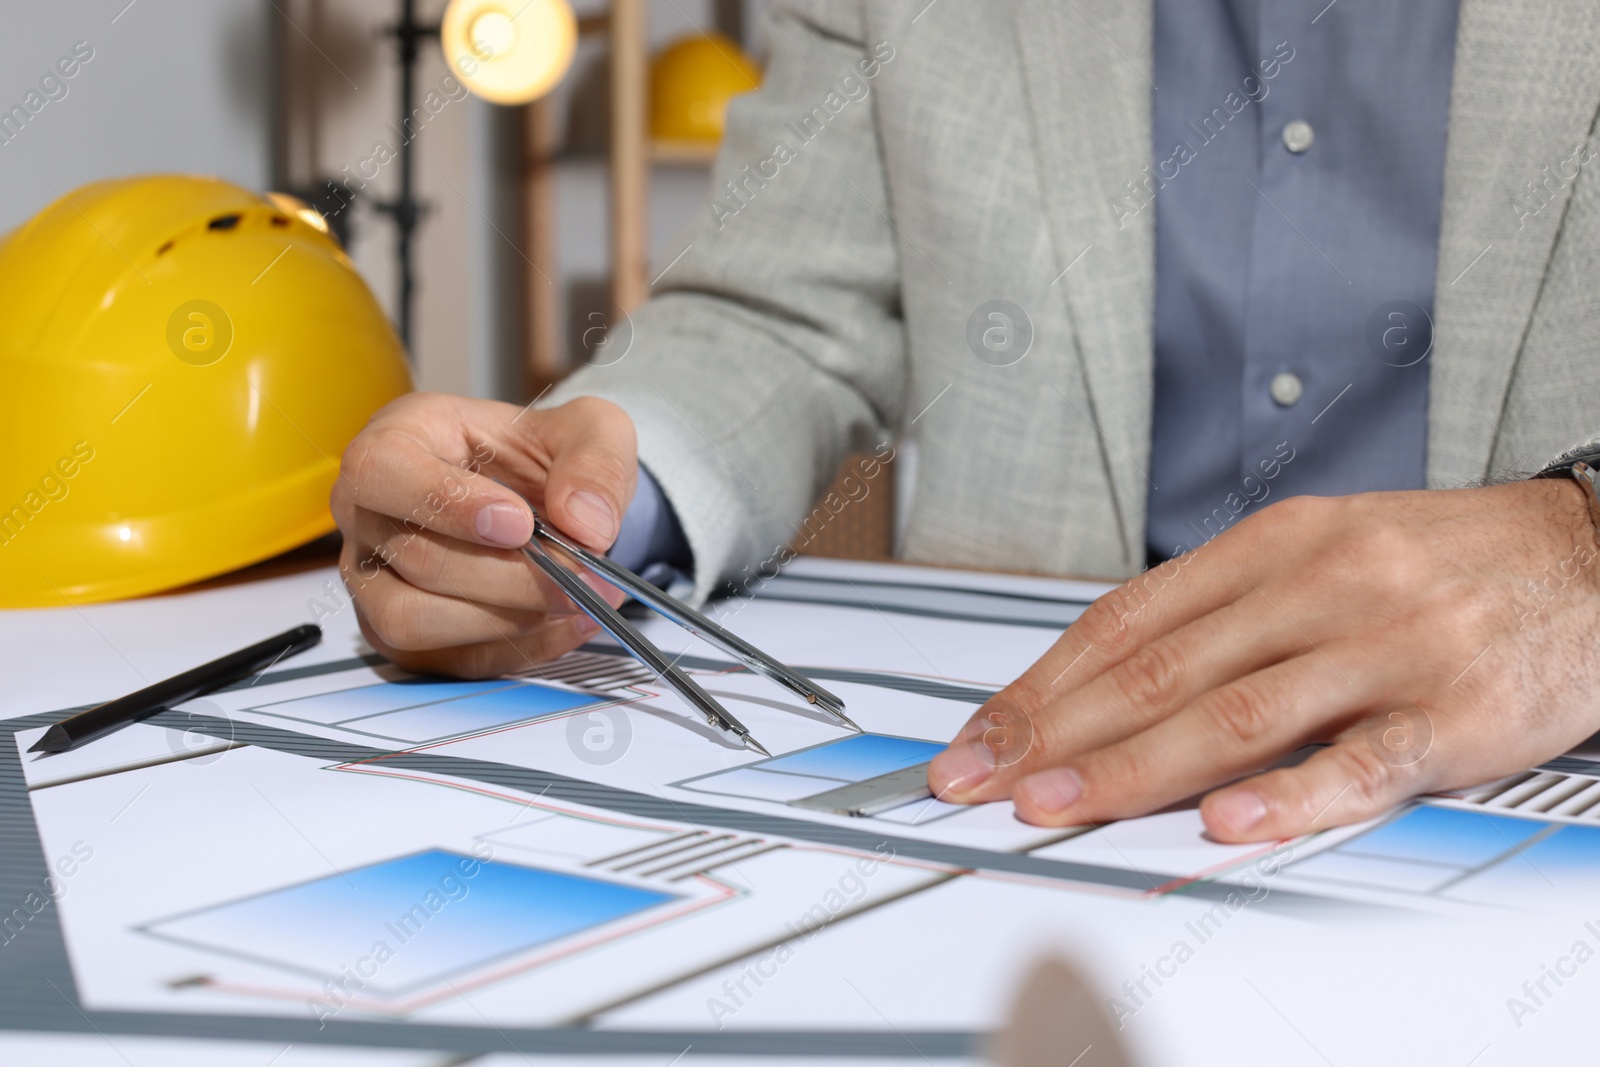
[1429,0,1600,484]
[1011,0,1156,571]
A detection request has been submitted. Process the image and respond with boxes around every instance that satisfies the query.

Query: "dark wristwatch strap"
[1533,445,1600,506]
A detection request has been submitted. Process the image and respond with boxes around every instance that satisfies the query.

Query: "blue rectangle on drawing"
[141,849,676,995]
[1443,822,1600,905]
[347,684,607,742]
[759,734,945,784]
[1517,824,1600,873]
[1341,806,1547,869]
[254,679,519,725]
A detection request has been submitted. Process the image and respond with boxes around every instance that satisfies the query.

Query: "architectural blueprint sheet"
[4,558,1600,1065]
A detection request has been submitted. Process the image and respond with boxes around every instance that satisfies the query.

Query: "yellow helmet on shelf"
[649,32,762,143]
[0,174,412,608]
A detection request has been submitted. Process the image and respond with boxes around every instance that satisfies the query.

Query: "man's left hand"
[927,481,1600,841]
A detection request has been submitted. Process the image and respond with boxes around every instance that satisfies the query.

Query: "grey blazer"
[549,0,1600,599]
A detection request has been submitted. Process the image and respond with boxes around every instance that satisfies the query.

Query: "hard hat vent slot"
[269,216,290,228]
[207,214,242,232]
[156,240,174,256]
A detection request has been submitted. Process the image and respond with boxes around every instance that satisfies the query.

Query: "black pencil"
[28,623,322,754]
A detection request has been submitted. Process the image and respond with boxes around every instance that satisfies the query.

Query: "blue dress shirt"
[609,466,692,586]
[616,0,1463,577]
[1146,0,1460,559]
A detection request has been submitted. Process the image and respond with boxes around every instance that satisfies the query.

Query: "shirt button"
[1270,371,1304,407]
[1282,120,1315,154]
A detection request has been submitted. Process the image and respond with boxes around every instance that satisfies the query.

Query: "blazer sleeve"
[544,0,907,603]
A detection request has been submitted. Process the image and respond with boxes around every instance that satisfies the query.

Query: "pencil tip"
[28,728,68,754]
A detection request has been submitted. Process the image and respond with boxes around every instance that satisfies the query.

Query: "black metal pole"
[395,0,419,350]
[375,0,438,354]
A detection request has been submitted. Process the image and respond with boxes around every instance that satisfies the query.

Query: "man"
[332,1,1600,846]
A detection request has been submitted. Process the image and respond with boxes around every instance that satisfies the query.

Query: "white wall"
[0,0,271,233]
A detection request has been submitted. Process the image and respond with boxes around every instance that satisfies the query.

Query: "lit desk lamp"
[441,0,578,104]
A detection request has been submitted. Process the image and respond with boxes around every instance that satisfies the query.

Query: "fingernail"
[1018,768,1084,816]
[475,502,530,547]
[1209,790,1267,835]
[575,613,601,636]
[928,738,995,797]
[565,490,618,546]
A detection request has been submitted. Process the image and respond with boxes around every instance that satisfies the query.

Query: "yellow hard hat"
[649,32,762,143]
[0,174,412,608]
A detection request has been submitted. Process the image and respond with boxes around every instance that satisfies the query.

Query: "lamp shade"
[441,0,577,105]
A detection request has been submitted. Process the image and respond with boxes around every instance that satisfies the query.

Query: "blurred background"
[2,0,898,566]
[0,0,767,401]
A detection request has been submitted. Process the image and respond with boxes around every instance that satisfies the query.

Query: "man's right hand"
[330,393,637,678]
